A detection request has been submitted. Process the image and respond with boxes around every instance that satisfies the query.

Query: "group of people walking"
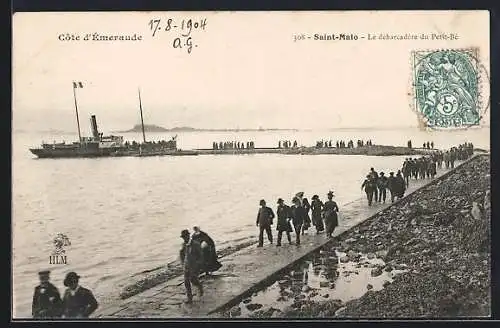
[32,270,98,319]
[361,168,407,206]
[212,141,255,150]
[256,191,340,247]
[314,139,373,149]
[406,140,434,149]
[278,140,299,148]
[179,226,222,304]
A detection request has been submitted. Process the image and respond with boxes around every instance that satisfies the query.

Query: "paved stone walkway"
[94,161,465,318]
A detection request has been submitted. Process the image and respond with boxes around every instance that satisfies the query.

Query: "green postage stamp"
[412,48,487,129]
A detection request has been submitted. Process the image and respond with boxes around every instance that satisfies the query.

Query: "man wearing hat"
[311,195,325,233]
[377,172,389,203]
[61,272,98,318]
[322,191,339,238]
[387,172,398,203]
[291,197,306,245]
[32,270,62,318]
[179,229,204,303]
[256,199,275,247]
[276,198,293,246]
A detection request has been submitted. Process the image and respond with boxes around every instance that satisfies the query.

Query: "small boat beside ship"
[29,83,199,159]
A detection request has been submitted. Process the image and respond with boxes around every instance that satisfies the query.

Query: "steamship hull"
[29,147,121,158]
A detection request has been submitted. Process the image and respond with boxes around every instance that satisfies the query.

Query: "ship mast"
[73,84,82,142]
[138,88,146,143]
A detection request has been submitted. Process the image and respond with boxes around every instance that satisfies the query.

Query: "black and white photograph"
[12,11,491,319]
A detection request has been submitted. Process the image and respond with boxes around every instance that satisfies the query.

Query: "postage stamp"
[412,48,486,129]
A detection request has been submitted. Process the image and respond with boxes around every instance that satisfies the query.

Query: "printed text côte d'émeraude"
[58,33,143,42]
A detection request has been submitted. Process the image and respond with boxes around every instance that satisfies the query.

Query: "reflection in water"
[230,249,407,318]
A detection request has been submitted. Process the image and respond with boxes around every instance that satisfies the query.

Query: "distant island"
[116,124,299,133]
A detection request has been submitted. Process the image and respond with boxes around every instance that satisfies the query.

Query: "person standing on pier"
[362,175,376,206]
[402,159,411,187]
[256,199,275,247]
[32,270,62,319]
[301,198,312,235]
[323,191,339,238]
[61,272,99,318]
[179,229,204,304]
[276,198,293,246]
[369,168,379,202]
[377,172,389,203]
[388,172,397,203]
[291,197,306,245]
[311,195,325,233]
[392,171,407,202]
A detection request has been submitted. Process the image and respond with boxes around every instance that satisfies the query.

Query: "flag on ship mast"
[73,81,84,88]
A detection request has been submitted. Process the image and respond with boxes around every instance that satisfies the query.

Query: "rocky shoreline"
[219,155,490,318]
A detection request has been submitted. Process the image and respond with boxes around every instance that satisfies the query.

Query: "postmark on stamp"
[411,48,489,129]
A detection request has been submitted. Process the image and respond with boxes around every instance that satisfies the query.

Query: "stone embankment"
[195,145,434,156]
[221,154,490,318]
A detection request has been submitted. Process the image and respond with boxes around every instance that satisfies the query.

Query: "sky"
[13,11,490,132]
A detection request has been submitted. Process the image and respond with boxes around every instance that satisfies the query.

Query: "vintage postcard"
[12,11,490,320]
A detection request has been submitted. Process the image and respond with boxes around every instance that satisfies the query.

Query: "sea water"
[11,128,489,317]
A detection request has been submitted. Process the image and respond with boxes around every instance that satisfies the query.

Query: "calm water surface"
[12,128,489,317]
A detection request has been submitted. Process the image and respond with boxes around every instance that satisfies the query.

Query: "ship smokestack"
[90,115,99,139]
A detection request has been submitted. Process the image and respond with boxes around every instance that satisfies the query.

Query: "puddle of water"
[226,249,407,318]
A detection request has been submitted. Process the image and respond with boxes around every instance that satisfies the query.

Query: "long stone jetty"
[93,156,474,318]
[194,145,433,157]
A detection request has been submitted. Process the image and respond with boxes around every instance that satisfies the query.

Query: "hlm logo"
[49,233,71,265]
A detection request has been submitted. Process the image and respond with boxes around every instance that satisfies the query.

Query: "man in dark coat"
[276,198,293,246]
[61,272,98,318]
[369,168,379,202]
[377,172,389,203]
[179,229,204,303]
[402,159,411,187]
[256,199,275,247]
[395,170,407,198]
[361,174,376,206]
[191,226,222,275]
[387,172,398,203]
[323,191,339,238]
[311,195,325,233]
[291,197,306,245]
[32,270,62,319]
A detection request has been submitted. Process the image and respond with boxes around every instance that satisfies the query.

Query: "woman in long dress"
[301,198,312,235]
[191,226,222,275]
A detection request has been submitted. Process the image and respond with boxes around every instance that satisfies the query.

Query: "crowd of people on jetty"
[407,140,435,149]
[361,143,475,206]
[315,139,374,149]
[279,140,299,148]
[31,271,98,319]
[212,141,256,150]
[256,191,340,248]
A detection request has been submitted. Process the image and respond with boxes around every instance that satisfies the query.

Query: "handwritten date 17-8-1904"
[148,18,207,54]
[148,18,207,37]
